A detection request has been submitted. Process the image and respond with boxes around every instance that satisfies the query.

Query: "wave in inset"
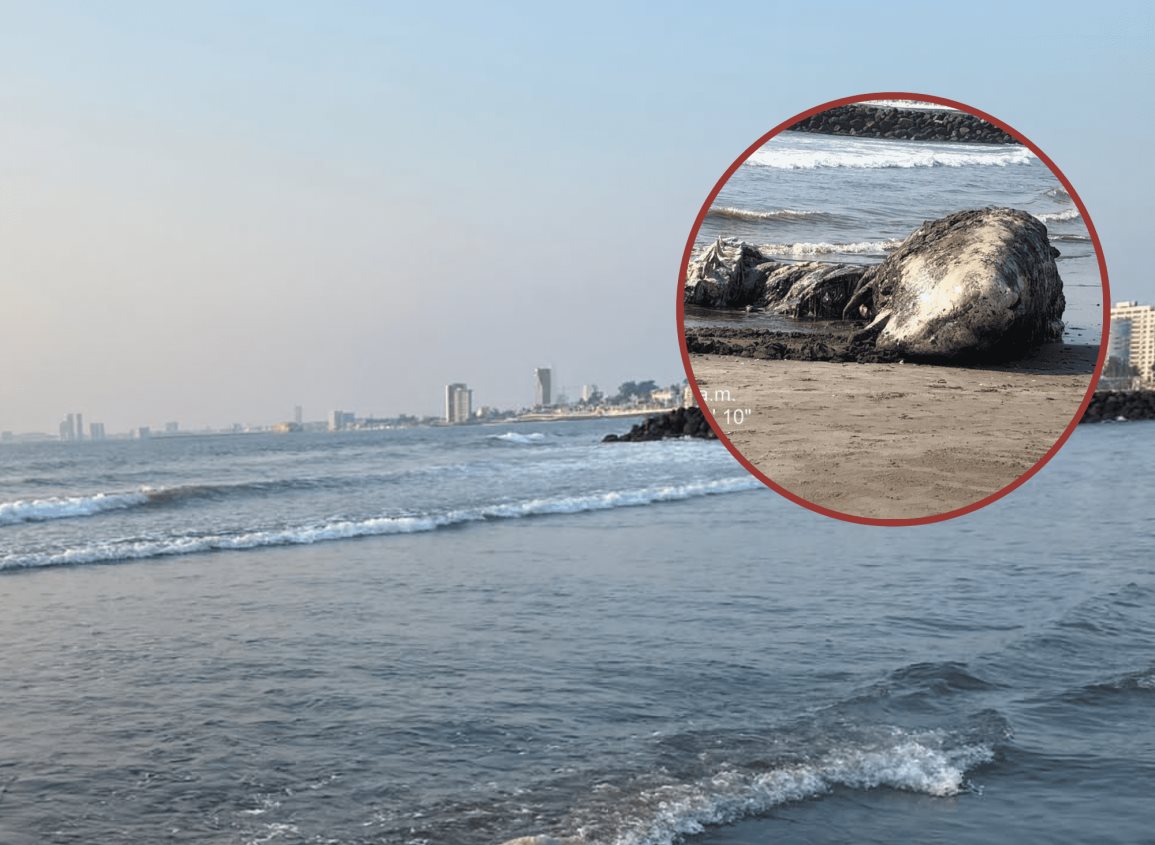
[749,140,1034,170]
[0,477,762,570]
[707,206,830,223]
[0,491,150,525]
[758,239,903,257]
[1035,209,1081,223]
[504,728,994,845]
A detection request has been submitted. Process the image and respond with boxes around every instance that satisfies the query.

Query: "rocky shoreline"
[1081,391,1155,423]
[790,103,1016,144]
[602,406,716,442]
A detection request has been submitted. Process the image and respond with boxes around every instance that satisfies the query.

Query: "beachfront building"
[328,410,355,431]
[444,383,472,424]
[1109,301,1155,385]
[534,368,552,407]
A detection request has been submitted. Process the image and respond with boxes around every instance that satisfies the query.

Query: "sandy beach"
[689,343,1097,520]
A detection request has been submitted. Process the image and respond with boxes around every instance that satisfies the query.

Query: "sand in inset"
[690,343,1095,519]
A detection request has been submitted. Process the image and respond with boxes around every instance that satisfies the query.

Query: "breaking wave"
[0,491,150,525]
[1035,209,1081,223]
[502,728,995,845]
[707,206,829,222]
[749,139,1034,170]
[0,477,762,570]
[489,432,547,445]
[759,239,903,257]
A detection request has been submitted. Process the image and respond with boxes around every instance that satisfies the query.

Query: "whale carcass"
[684,207,1066,360]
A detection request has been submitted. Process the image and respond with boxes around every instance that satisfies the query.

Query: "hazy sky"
[1,2,1151,432]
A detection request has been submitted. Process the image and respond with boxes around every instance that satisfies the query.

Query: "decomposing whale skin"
[684,207,1066,360]
[852,208,1065,359]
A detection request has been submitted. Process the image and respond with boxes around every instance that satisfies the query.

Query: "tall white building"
[1109,301,1155,384]
[534,368,552,407]
[444,383,472,423]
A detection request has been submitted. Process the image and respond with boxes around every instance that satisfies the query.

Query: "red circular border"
[676,91,1111,527]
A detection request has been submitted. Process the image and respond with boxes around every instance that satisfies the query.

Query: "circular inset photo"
[678,93,1108,525]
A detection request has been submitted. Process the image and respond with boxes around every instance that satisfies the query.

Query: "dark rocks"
[684,327,902,364]
[1081,391,1155,423]
[684,208,1065,362]
[603,406,717,442]
[790,104,1015,144]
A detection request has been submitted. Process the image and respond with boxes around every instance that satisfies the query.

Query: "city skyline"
[1,6,1146,439]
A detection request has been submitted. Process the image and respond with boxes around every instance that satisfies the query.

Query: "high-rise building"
[581,384,598,403]
[75,413,84,442]
[59,413,76,442]
[293,405,303,425]
[444,383,473,423]
[1109,301,1155,383]
[89,422,106,441]
[534,368,552,407]
[328,410,355,431]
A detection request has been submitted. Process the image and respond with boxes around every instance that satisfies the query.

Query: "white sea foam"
[1034,208,1081,223]
[758,239,903,256]
[490,432,547,444]
[0,477,763,570]
[749,138,1034,170]
[516,730,994,845]
[708,207,824,222]
[0,490,151,525]
[858,99,958,111]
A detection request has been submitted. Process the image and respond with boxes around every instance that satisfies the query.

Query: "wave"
[749,141,1035,170]
[758,239,903,257]
[1045,186,1071,200]
[858,99,958,111]
[0,477,762,571]
[1050,233,1090,242]
[489,432,547,445]
[0,491,151,525]
[1035,209,1081,223]
[707,206,830,223]
[504,728,994,845]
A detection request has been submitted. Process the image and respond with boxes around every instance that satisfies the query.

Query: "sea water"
[0,421,1150,844]
[689,129,1102,346]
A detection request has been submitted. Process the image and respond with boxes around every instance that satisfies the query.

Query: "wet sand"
[689,343,1097,520]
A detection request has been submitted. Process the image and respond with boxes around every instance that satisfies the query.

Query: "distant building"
[682,385,696,408]
[75,413,84,442]
[534,368,552,407]
[581,384,598,403]
[59,415,74,442]
[328,410,355,431]
[1109,301,1155,384]
[89,422,106,441]
[444,383,473,423]
[164,421,179,434]
[136,426,151,440]
[293,405,303,425]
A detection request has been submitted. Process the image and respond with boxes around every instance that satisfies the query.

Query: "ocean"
[0,421,1151,844]
[687,128,1103,347]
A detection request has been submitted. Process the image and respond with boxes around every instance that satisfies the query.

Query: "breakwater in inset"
[790,104,1016,144]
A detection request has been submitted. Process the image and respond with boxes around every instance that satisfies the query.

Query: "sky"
[1,1,1151,433]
